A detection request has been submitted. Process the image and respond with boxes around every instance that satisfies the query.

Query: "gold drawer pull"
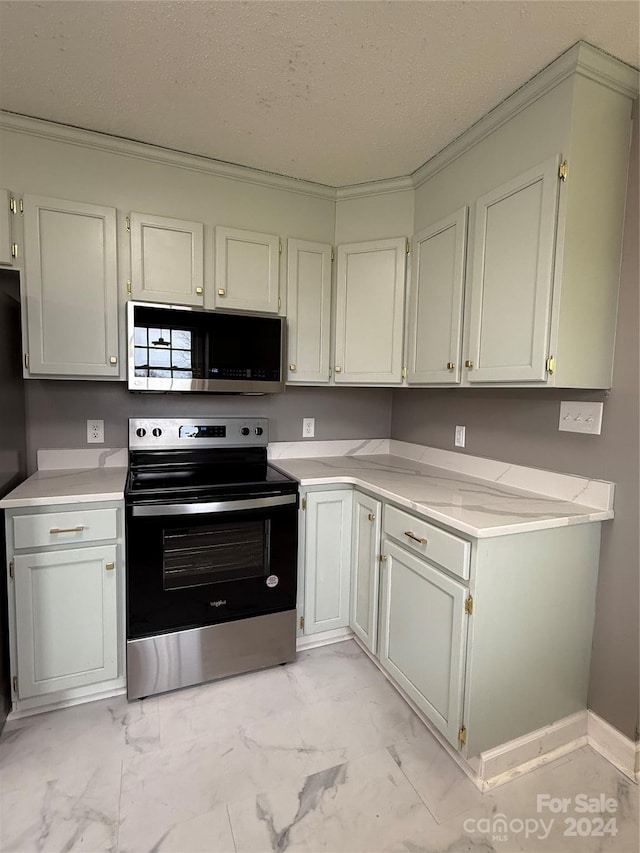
[289,363,296,372]
[195,286,203,295]
[218,288,226,297]
[465,359,474,369]
[404,530,427,545]
[50,526,85,534]
[105,562,115,571]
[447,362,455,370]
[334,366,342,373]
[368,513,376,521]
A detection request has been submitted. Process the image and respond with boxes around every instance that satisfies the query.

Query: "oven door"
[126,493,298,639]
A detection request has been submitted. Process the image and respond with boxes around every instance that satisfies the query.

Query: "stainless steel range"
[124,417,298,700]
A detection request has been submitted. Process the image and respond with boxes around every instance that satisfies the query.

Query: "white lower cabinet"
[349,491,381,653]
[378,539,468,748]
[5,500,125,712]
[302,489,353,634]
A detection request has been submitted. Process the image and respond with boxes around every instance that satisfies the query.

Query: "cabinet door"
[215,226,280,313]
[0,189,14,266]
[406,208,467,385]
[350,492,381,653]
[23,195,119,376]
[465,156,560,383]
[286,239,332,383]
[378,539,467,747]
[304,490,353,634]
[13,545,118,698]
[334,238,406,384]
[130,212,204,306]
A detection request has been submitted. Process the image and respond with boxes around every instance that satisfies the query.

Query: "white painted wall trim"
[588,710,639,782]
[335,177,414,200]
[296,626,353,652]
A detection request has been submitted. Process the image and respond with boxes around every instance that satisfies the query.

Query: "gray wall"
[392,106,639,741]
[24,383,392,472]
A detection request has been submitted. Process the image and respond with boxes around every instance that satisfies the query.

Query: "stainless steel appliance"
[125,417,298,699]
[127,301,286,394]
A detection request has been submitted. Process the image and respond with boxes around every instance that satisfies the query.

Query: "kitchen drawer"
[12,508,118,550]
[383,504,470,580]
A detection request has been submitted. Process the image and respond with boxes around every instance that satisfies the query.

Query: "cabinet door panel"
[14,545,118,697]
[335,238,406,384]
[304,490,352,634]
[23,195,119,376]
[350,492,381,653]
[215,226,280,313]
[0,189,13,266]
[130,212,204,305]
[466,156,559,383]
[379,540,467,747]
[286,239,332,383]
[407,208,467,384]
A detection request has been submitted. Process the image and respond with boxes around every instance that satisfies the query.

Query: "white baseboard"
[296,626,354,652]
[587,710,639,782]
[8,683,126,721]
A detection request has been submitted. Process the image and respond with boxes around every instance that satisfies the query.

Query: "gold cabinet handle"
[447,362,455,370]
[105,562,115,572]
[404,530,428,545]
[218,288,226,297]
[289,363,296,372]
[109,356,118,364]
[334,366,342,373]
[465,359,474,368]
[195,286,203,295]
[379,554,387,562]
[50,526,85,534]
[368,513,376,521]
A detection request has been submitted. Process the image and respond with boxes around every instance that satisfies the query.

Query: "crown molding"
[335,176,414,201]
[0,111,337,201]
[411,41,639,190]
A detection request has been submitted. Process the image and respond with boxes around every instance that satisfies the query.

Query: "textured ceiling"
[0,1,638,187]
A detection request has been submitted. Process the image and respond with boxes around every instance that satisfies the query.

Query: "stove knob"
[135,428,146,438]
[152,428,163,438]
[255,427,264,436]
[241,427,250,436]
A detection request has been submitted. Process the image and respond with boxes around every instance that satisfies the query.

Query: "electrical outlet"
[559,401,604,435]
[455,425,466,448]
[302,417,315,438]
[87,419,104,444]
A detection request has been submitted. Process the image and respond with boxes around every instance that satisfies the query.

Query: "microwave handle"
[131,493,297,517]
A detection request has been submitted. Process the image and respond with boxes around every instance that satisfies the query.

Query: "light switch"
[559,402,603,435]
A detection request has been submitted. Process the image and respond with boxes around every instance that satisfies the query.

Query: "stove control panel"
[129,417,269,450]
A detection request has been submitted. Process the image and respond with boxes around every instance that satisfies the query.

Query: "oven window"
[162,519,269,590]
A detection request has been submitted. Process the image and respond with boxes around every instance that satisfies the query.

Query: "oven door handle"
[130,493,298,517]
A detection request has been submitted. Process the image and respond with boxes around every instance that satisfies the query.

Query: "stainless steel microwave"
[127,301,286,394]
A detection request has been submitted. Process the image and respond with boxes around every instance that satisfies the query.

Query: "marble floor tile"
[227,747,443,853]
[282,639,387,703]
[0,695,160,794]
[0,759,122,853]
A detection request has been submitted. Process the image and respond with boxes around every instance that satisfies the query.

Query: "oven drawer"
[13,507,119,550]
[383,504,470,580]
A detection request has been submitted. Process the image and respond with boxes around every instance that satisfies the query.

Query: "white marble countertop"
[270,450,614,539]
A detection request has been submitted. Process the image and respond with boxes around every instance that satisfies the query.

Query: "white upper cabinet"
[286,239,332,383]
[214,226,280,313]
[465,157,560,383]
[22,195,119,377]
[0,189,15,266]
[406,208,467,385]
[334,238,407,384]
[130,212,204,306]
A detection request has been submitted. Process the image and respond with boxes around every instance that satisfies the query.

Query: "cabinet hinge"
[301,497,307,511]
[126,280,132,296]
[125,216,131,232]
[331,247,335,262]
[458,724,467,746]
[9,196,16,214]
[406,238,410,254]
[299,616,305,630]
[11,242,18,259]
[24,352,29,370]
[12,676,18,694]
[545,355,555,375]
[278,297,281,310]
[9,559,14,579]
[279,240,283,254]
[401,366,407,379]
[558,160,568,182]
[464,595,473,615]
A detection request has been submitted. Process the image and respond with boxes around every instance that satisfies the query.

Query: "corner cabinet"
[22,195,120,377]
[286,238,333,383]
[129,211,205,306]
[5,501,126,713]
[214,226,280,313]
[334,238,407,384]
